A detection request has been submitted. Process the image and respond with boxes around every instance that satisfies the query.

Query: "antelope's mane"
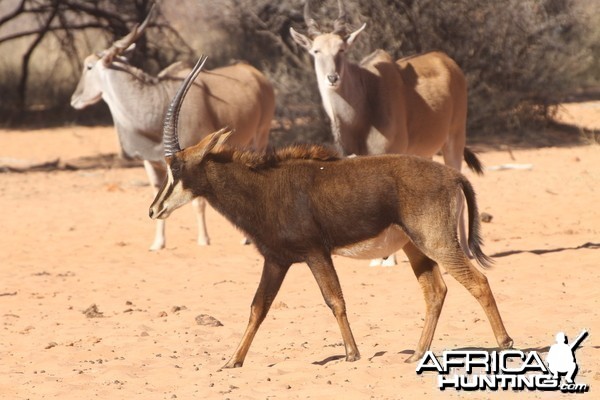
[210,144,341,169]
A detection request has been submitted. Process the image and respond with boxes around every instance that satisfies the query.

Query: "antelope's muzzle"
[149,180,173,220]
[149,200,170,220]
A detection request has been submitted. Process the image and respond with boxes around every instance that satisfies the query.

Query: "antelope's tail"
[460,176,494,268]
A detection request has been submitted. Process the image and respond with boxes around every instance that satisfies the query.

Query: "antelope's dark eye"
[313,49,320,54]
[86,64,93,70]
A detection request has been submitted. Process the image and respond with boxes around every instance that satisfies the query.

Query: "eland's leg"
[224,259,290,368]
[369,254,398,267]
[144,160,167,251]
[402,242,448,363]
[381,253,397,267]
[306,253,360,361]
[192,197,210,246]
[369,258,384,267]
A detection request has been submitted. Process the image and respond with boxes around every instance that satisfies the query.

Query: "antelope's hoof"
[197,238,210,246]
[405,351,424,363]
[346,352,361,362]
[222,360,243,369]
[500,337,514,349]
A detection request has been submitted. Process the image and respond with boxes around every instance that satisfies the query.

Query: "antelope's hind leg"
[403,242,448,363]
[433,247,513,352]
[306,253,360,362]
[223,259,291,368]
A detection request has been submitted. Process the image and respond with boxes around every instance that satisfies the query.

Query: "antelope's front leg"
[403,242,447,363]
[223,259,291,368]
[306,253,360,362]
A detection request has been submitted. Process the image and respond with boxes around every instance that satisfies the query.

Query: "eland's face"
[70,54,105,109]
[290,23,366,91]
[311,33,348,89]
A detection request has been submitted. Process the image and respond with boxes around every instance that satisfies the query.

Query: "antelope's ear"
[187,127,234,162]
[345,23,366,47]
[215,128,234,148]
[290,27,313,51]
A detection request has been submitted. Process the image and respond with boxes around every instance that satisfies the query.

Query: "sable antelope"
[71,9,275,250]
[149,57,513,368]
[290,0,482,265]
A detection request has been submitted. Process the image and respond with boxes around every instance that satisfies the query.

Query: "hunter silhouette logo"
[546,330,588,385]
[416,329,590,393]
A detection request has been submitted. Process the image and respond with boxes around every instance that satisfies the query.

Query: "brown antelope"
[290,0,481,265]
[149,57,513,368]
[71,10,275,250]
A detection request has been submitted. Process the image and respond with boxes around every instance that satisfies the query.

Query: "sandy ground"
[0,104,599,399]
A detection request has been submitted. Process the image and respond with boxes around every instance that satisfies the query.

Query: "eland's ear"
[101,50,115,67]
[122,43,136,57]
[345,23,366,47]
[290,27,313,51]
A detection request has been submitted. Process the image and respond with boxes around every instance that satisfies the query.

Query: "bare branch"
[0,23,107,45]
[245,10,307,69]
[0,0,26,27]
[18,2,59,111]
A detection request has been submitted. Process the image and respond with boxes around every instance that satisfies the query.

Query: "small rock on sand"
[83,304,104,318]
[195,314,223,327]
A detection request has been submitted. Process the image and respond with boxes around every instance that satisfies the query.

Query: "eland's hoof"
[149,242,165,251]
[381,256,397,267]
[369,258,383,267]
[197,238,210,246]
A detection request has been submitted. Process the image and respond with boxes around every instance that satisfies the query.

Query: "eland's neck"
[101,67,169,139]
[317,62,370,155]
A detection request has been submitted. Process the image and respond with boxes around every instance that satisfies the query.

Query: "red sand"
[0,103,598,399]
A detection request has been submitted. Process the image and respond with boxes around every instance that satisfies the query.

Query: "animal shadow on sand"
[490,242,599,258]
[453,345,551,354]
[311,351,389,365]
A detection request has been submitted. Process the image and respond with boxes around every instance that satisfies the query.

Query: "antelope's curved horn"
[113,4,155,50]
[303,0,321,37]
[333,0,348,35]
[163,55,208,158]
[103,4,156,64]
